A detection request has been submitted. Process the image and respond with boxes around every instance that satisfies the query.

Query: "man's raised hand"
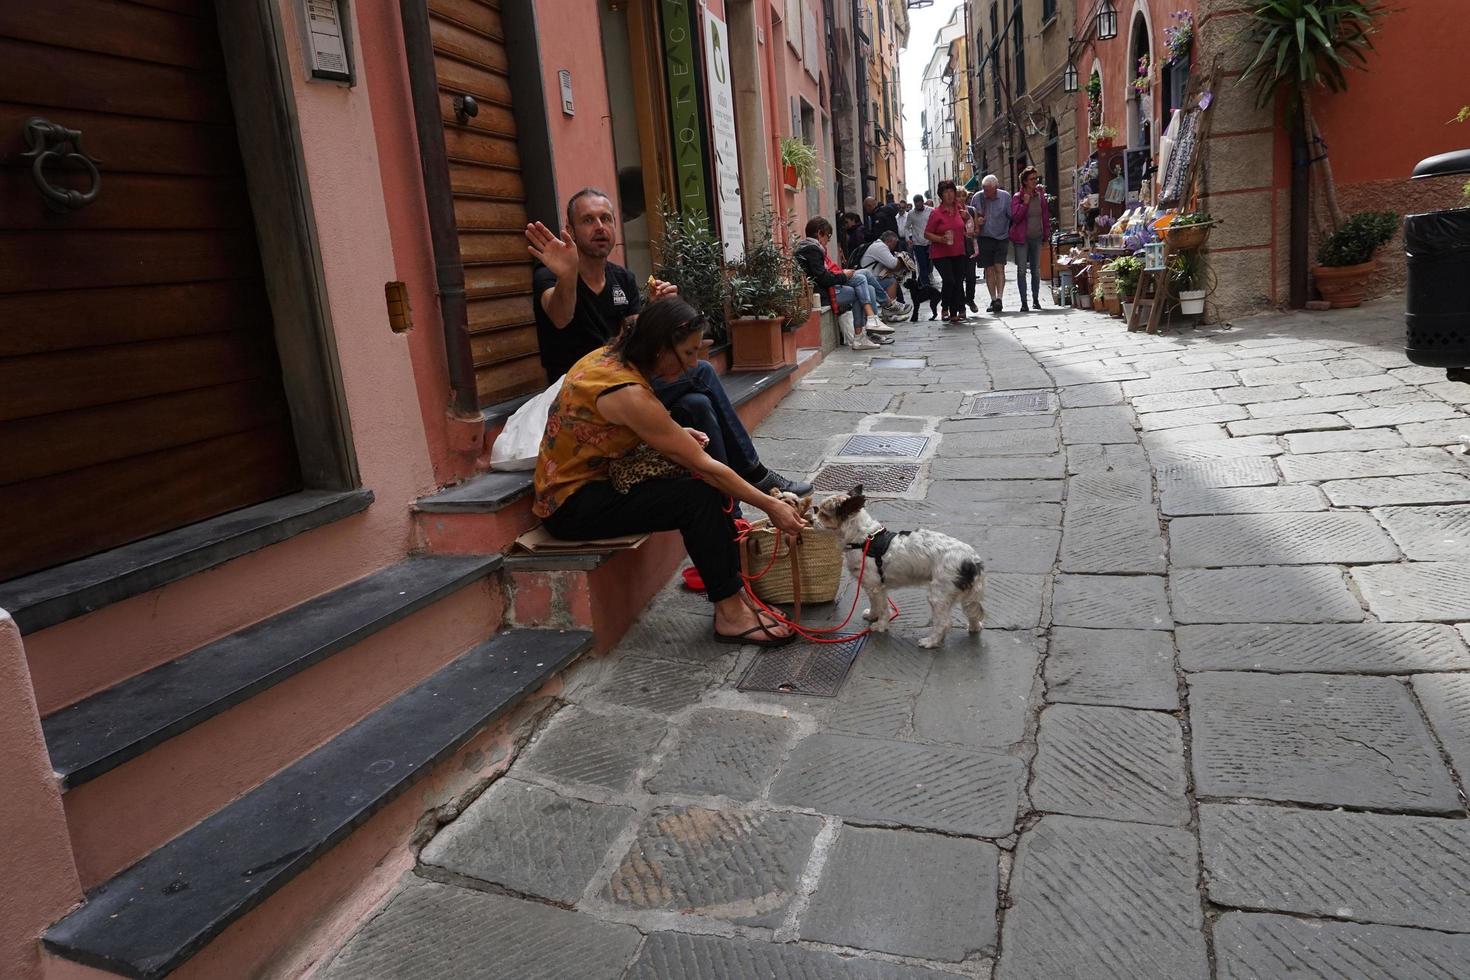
[525,222,578,280]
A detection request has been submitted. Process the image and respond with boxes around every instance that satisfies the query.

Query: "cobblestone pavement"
[323,293,1470,979]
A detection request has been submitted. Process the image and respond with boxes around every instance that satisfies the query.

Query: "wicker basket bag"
[741,520,843,606]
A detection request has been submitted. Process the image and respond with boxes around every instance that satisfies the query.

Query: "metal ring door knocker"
[20,117,101,213]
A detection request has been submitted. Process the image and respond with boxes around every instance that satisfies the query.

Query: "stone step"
[43,555,500,790]
[43,627,592,978]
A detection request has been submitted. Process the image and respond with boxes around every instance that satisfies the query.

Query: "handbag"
[607,444,689,494]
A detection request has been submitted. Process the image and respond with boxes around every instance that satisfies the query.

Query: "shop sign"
[702,5,744,260]
[660,0,712,220]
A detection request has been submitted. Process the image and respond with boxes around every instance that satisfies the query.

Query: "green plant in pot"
[1169,249,1209,315]
[1312,209,1398,308]
[726,208,811,371]
[652,200,728,346]
[1108,256,1144,316]
[779,136,823,190]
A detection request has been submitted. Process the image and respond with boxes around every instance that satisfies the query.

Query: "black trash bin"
[1405,149,1470,373]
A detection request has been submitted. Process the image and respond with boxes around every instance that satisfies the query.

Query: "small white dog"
[814,485,985,648]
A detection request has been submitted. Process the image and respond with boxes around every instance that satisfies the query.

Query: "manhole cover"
[811,462,920,494]
[871,357,927,370]
[958,391,1056,418]
[736,633,866,697]
[835,434,930,458]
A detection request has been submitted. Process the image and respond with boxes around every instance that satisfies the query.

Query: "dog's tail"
[954,559,981,593]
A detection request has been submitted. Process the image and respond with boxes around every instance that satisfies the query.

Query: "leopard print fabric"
[607,444,690,494]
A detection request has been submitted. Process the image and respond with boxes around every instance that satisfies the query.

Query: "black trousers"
[933,256,967,318]
[542,478,742,603]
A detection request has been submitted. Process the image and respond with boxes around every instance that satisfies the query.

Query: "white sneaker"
[866,322,896,334]
[851,338,881,350]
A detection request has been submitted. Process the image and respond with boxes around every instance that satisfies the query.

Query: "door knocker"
[20,117,101,213]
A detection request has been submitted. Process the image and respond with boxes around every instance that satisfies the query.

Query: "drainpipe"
[400,0,480,418]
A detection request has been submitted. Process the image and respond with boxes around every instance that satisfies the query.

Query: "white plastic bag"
[490,376,564,471]
[929,266,943,290]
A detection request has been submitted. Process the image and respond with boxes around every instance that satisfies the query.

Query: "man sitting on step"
[526,187,812,497]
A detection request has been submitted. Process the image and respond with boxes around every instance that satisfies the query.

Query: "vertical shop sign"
[702,5,744,259]
[660,0,712,219]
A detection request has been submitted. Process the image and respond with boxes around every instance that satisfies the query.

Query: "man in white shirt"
[902,193,933,288]
[858,231,910,313]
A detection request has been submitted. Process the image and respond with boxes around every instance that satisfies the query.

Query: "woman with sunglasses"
[534,297,808,647]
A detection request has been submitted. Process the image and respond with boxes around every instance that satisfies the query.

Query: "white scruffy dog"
[814,485,985,648]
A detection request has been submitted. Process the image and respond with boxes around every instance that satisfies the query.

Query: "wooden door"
[0,1,300,581]
[428,0,545,406]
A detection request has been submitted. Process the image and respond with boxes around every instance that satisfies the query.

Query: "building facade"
[921,5,965,195]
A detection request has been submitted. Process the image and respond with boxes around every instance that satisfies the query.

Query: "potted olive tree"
[726,209,810,371]
[1312,210,1399,308]
[652,201,728,348]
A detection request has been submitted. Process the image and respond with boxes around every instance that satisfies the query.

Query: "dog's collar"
[846,527,909,581]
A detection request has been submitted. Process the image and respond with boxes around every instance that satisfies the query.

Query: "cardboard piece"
[513,525,649,554]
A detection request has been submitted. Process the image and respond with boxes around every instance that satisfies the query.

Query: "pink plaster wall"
[535,0,624,263]
[0,611,83,980]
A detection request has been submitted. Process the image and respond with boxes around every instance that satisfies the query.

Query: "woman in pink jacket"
[1008,166,1052,311]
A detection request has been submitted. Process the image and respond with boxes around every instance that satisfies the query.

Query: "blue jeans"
[911,244,931,289]
[1013,238,1042,301]
[651,359,761,478]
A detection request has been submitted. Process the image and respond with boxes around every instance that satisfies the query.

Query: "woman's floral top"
[532,347,649,517]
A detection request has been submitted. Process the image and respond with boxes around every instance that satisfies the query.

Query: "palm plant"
[1239,0,1384,231]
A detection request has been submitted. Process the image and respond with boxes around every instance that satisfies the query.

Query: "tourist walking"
[903,193,933,288]
[924,180,969,323]
[969,175,1011,313]
[1009,166,1052,312]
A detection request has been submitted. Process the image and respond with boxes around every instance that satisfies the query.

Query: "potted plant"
[1170,249,1208,315]
[725,208,810,371]
[780,136,822,191]
[1086,71,1103,127]
[1090,124,1118,150]
[652,200,728,347]
[1132,54,1153,96]
[1165,211,1214,250]
[1312,210,1399,308]
[1164,11,1193,64]
[1108,256,1144,319]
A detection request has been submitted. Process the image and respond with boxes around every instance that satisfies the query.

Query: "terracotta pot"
[729,316,787,371]
[1094,137,1114,150]
[1312,259,1375,309]
[782,164,799,189]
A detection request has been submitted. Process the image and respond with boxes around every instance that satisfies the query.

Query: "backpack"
[848,240,872,268]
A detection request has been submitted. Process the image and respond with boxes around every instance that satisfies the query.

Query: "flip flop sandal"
[713,619,797,648]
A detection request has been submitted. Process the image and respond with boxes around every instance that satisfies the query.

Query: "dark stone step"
[43,555,501,790]
[43,627,591,979]
[1,489,374,634]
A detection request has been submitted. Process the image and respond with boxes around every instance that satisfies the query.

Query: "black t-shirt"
[532,262,642,380]
[864,204,900,243]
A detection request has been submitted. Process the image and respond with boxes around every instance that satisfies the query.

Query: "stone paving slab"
[1122,370,1239,398]
[868,496,1063,528]
[1171,566,1363,623]
[614,605,740,664]
[1410,673,1470,785]
[911,635,1041,749]
[779,389,897,413]
[1060,382,1123,408]
[1321,472,1470,506]
[1168,512,1399,567]
[321,880,641,980]
[1066,469,1153,512]
[1130,389,1223,414]
[1000,816,1209,980]
[846,632,936,683]
[1188,672,1459,811]
[1214,911,1470,980]
[420,779,634,905]
[1031,705,1189,826]
[1067,443,1148,473]
[1399,417,1470,447]
[1280,427,1407,453]
[1137,405,1249,431]
[1149,436,1286,464]
[800,826,998,961]
[1159,484,1326,516]
[1044,627,1179,710]
[1141,423,1231,447]
[1177,622,1470,674]
[969,525,1062,574]
[1060,406,1138,444]
[1277,446,1464,482]
[625,931,954,980]
[756,409,871,439]
[1245,394,1371,418]
[1059,507,1167,574]
[1352,561,1470,622]
[1199,804,1470,931]
[827,674,920,738]
[1052,574,1172,629]
[939,413,1057,433]
[1302,373,1406,395]
[1374,504,1470,560]
[604,805,820,926]
[1239,362,1334,386]
[1215,382,1308,404]
[646,709,795,800]
[1340,403,1465,429]
[1225,413,1348,437]
[922,478,1064,502]
[929,455,1065,480]
[1155,457,1279,489]
[586,656,721,713]
[518,708,668,792]
[767,733,1023,837]
[936,428,1063,456]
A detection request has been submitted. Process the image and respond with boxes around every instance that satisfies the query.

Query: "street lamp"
[1097,0,1118,41]
[1063,61,1079,93]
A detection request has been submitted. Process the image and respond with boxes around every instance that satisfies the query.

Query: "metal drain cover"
[871,357,927,370]
[736,633,866,697]
[959,391,1056,418]
[835,434,930,458]
[811,462,920,494]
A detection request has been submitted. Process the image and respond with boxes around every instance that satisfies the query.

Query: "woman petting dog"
[533,297,808,647]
